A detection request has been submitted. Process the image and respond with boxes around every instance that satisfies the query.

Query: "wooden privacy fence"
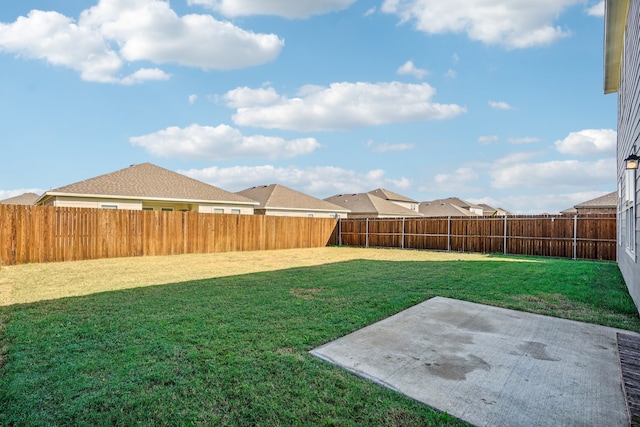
[330,214,617,261]
[0,205,338,266]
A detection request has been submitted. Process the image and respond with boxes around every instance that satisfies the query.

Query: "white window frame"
[231,209,241,214]
[624,168,637,259]
[101,204,118,209]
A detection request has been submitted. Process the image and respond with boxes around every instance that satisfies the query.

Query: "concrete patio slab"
[310,297,638,427]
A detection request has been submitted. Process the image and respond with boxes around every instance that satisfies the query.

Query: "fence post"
[504,215,508,255]
[338,217,342,246]
[573,215,577,260]
[402,217,405,249]
[447,216,451,252]
[366,218,369,248]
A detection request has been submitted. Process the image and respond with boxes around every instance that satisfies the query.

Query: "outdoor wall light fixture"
[625,153,640,170]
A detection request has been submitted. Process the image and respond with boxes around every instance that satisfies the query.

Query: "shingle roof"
[37,163,257,205]
[367,188,417,203]
[418,201,478,217]
[0,192,40,205]
[325,193,422,217]
[574,191,617,208]
[236,184,349,212]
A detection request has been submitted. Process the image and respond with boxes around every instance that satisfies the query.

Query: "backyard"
[1,247,638,426]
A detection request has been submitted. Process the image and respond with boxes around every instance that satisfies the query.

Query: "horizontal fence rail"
[0,205,338,266]
[329,214,617,261]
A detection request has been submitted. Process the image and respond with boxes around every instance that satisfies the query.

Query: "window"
[161,207,173,212]
[231,209,241,214]
[142,207,154,211]
[101,204,117,209]
[214,208,224,214]
[624,168,637,259]
[307,213,314,217]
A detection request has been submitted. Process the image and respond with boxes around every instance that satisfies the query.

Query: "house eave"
[604,0,630,94]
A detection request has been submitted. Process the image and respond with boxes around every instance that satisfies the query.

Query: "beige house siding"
[43,196,141,210]
[41,196,256,214]
[198,205,254,215]
[255,208,345,218]
[345,213,413,219]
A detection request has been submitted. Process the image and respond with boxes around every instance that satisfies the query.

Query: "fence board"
[332,214,617,261]
[0,205,338,266]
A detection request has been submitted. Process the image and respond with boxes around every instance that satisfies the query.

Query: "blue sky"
[0,0,616,214]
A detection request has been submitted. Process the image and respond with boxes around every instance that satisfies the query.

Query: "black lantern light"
[625,153,640,170]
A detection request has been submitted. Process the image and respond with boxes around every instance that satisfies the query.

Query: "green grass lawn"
[1,252,638,426]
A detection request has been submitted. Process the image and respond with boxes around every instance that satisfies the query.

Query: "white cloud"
[364,7,377,17]
[366,141,415,152]
[0,0,283,84]
[81,0,284,70]
[586,1,605,17]
[432,167,480,193]
[187,0,356,19]
[224,86,283,108]
[0,10,124,83]
[490,158,615,189]
[397,60,429,79]
[554,129,616,156]
[179,164,409,196]
[188,94,198,104]
[507,137,539,144]
[381,0,579,48]
[224,82,466,131]
[130,124,321,160]
[489,100,514,110]
[120,68,170,85]
[493,151,545,165]
[478,135,499,145]
[444,69,457,78]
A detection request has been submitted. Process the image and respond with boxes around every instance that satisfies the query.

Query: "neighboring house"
[560,192,617,215]
[367,188,419,212]
[604,0,640,308]
[236,184,350,218]
[0,192,40,205]
[34,163,258,214]
[418,199,479,217]
[419,197,507,217]
[477,204,511,216]
[324,193,423,218]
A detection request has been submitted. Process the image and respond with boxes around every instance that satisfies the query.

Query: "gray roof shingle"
[38,163,257,205]
[325,193,422,217]
[236,184,349,212]
[574,191,617,208]
[0,192,40,205]
[418,201,478,217]
[367,188,418,203]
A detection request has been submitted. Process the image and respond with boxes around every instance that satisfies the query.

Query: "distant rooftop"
[0,192,40,205]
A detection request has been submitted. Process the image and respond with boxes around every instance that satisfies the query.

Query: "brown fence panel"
[0,205,339,266]
[335,214,616,261]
